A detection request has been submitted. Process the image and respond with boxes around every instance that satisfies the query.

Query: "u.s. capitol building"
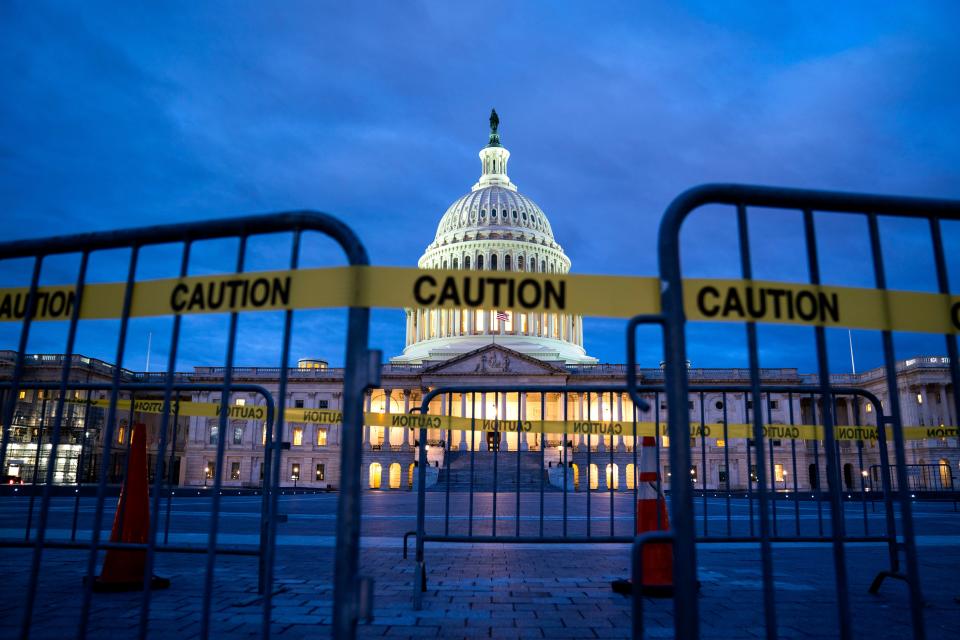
[3,114,957,494]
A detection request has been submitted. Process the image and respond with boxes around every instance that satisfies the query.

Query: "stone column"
[520,392,529,451]
[617,393,625,452]
[919,386,930,426]
[596,393,607,453]
[576,393,585,451]
[363,391,371,448]
[481,392,487,452]
[943,384,956,427]
[460,393,468,451]
[500,392,510,451]
[401,390,411,451]
[383,388,393,450]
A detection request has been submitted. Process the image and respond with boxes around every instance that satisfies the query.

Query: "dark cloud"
[2,1,959,373]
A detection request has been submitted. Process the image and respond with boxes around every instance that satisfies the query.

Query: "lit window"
[209,425,218,445]
[18,391,26,400]
[292,427,303,446]
[865,404,873,413]
[774,464,785,483]
[262,424,267,445]
[317,428,328,446]
[291,463,300,481]
[233,426,243,445]
[230,462,240,480]
[916,393,923,404]
[117,425,126,444]
[235,398,245,406]
[205,462,214,479]
[662,435,670,448]
[716,439,726,448]
[316,464,325,482]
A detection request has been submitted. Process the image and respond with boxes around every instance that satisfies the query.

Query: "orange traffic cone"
[88,422,170,592]
[634,436,673,596]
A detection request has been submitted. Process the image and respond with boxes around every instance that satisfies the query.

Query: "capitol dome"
[392,110,596,365]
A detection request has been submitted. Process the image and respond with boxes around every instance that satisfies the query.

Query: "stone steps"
[430,450,557,491]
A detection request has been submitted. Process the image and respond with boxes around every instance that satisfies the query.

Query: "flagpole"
[848,330,856,375]
[145,331,152,373]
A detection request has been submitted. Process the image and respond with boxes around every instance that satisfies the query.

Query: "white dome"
[392,111,595,366]
[428,186,561,252]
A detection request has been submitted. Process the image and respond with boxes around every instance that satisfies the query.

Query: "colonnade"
[406,308,583,347]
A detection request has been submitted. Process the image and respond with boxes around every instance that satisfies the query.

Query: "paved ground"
[1,493,958,638]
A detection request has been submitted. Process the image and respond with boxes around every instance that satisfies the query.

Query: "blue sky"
[1,1,959,374]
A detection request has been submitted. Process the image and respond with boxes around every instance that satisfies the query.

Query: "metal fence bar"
[866,213,926,637]
[928,218,960,449]
[736,204,778,640]
[77,245,140,640]
[722,391,731,536]
[139,240,190,636]
[788,393,800,535]
[802,208,853,640]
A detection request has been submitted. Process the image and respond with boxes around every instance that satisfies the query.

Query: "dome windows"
[522,211,527,221]
[480,209,486,219]
[512,210,518,221]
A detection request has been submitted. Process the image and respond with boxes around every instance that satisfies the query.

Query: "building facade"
[1,116,957,493]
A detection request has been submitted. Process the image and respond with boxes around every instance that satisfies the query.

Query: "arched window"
[464,255,470,269]
[490,254,498,270]
[939,458,952,489]
[517,256,524,271]
[453,258,458,269]
[530,257,536,272]
[504,255,511,271]
[369,463,382,489]
[477,255,483,270]
[389,463,401,489]
[442,260,447,269]
[541,260,546,273]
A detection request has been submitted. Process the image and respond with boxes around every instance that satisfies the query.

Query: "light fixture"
[916,393,923,404]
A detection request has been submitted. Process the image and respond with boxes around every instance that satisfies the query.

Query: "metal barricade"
[409,382,907,611]
[0,212,376,640]
[635,184,960,640]
[410,384,651,610]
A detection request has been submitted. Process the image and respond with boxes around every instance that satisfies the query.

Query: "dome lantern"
[473,108,517,192]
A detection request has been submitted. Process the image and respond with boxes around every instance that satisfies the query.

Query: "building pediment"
[419,344,568,376]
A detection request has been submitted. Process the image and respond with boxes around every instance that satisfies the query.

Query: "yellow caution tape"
[67,400,957,441]
[3,267,958,334]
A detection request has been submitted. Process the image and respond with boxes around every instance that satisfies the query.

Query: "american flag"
[496,310,509,322]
